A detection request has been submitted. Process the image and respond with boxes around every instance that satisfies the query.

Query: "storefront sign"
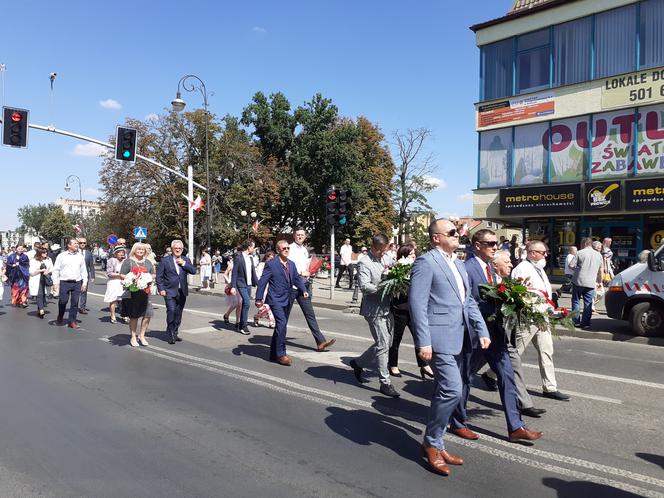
[500,184,581,215]
[625,178,664,210]
[602,68,664,110]
[478,92,555,128]
[584,181,622,211]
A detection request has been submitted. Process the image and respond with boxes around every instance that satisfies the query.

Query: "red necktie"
[485,264,493,284]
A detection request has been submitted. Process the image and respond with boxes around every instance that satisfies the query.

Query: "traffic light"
[2,107,29,148]
[325,188,339,226]
[115,126,137,162]
[337,188,351,226]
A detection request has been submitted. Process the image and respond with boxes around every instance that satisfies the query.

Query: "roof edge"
[470,0,581,33]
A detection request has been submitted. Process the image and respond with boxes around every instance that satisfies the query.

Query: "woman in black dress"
[121,243,155,347]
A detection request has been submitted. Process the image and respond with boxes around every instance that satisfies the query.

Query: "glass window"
[636,103,664,176]
[591,109,636,179]
[478,128,512,188]
[553,17,591,86]
[548,116,588,183]
[513,123,548,185]
[594,5,637,78]
[481,38,514,101]
[640,0,664,69]
[516,29,550,94]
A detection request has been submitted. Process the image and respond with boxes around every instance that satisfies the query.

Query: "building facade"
[55,197,102,218]
[472,0,664,277]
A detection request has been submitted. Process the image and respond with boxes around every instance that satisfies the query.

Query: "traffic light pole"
[330,225,335,300]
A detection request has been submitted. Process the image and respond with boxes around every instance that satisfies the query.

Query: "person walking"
[212,250,223,285]
[409,219,490,476]
[571,237,604,330]
[121,243,156,347]
[288,228,336,351]
[52,238,88,329]
[222,252,242,328]
[6,244,30,308]
[255,240,308,366]
[254,251,276,327]
[199,247,212,289]
[156,239,196,344]
[104,247,127,323]
[561,246,578,294]
[348,234,399,398]
[387,244,433,379]
[512,241,570,401]
[230,240,258,335]
[76,237,95,315]
[335,239,354,289]
[29,248,53,318]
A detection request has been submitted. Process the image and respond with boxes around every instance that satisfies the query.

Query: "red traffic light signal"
[2,106,29,148]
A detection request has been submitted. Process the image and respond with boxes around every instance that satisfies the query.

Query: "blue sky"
[0,0,509,231]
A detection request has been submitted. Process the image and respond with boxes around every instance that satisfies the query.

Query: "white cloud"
[145,112,159,122]
[421,175,447,190]
[252,26,267,33]
[99,98,122,110]
[84,187,102,197]
[456,192,473,201]
[72,142,107,157]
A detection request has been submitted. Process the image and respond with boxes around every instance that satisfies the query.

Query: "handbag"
[44,275,54,287]
[224,284,232,296]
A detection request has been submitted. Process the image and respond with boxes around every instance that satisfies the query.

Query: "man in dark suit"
[77,237,95,314]
[156,239,196,344]
[255,239,308,366]
[230,240,259,335]
[451,229,542,443]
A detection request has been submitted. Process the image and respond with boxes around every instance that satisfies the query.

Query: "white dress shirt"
[511,259,552,298]
[52,251,88,283]
[340,244,353,266]
[243,253,254,286]
[289,242,310,274]
[436,247,466,302]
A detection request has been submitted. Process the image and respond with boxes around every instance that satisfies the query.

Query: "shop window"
[516,29,550,94]
[594,5,637,79]
[513,122,548,185]
[636,103,664,176]
[481,38,514,101]
[548,116,588,183]
[591,109,636,180]
[478,128,512,188]
[640,0,664,69]
[553,17,591,86]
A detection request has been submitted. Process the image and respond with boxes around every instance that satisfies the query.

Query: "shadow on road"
[635,452,664,469]
[542,477,644,497]
[106,334,131,347]
[305,364,380,394]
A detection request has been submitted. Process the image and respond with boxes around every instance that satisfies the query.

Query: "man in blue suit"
[255,240,308,366]
[230,240,259,335]
[156,239,196,344]
[453,229,542,443]
[409,218,491,476]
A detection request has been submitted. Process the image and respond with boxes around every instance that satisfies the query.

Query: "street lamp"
[64,174,84,232]
[171,74,211,251]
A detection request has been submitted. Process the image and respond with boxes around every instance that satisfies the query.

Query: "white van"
[605,248,664,336]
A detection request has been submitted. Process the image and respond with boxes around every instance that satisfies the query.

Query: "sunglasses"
[531,250,548,255]
[279,247,290,251]
[434,229,458,238]
[478,241,498,247]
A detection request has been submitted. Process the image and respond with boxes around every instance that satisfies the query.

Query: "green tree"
[17,203,58,236]
[241,92,295,162]
[41,207,73,242]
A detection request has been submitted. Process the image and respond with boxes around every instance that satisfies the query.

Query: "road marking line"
[521,363,664,390]
[182,326,224,335]
[524,384,621,404]
[567,349,664,366]
[97,336,664,496]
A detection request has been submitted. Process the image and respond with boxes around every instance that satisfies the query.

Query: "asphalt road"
[1,279,663,497]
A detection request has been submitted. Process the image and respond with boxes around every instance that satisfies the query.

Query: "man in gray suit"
[571,237,603,329]
[349,233,399,398]
[409,218,490,476]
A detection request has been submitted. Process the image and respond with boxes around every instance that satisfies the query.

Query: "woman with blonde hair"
[120,242,155,347]
[29,248,53,318]
[200,247,212,289]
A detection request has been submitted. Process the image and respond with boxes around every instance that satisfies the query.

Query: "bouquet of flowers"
[122,266,153,294]
[378,257,414,299]
[308,256,323,275]
[320,257,331,273]
[479,277,576,334]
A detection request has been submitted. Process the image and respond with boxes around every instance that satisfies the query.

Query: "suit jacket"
[409,249,489,355]
[255,257,305,308]
[358,251,391,317]
[156,255,196,297]
[230,253,258,289]
[464,256,506,346]
[82,250,94,280]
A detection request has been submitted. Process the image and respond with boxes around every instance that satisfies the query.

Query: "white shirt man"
[289,237,311,276]
[340,240,353,266]
[52,238,88,329]
[243,252,254,286]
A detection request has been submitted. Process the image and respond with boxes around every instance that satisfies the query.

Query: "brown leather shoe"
[421,445,450,476]
[450,427,479,440]
[317,338,336,351]
[275,355,292,366]
[509,426,543,442]
[439,450,464,466]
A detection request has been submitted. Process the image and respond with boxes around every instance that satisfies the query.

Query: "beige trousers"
[514,325,558,393]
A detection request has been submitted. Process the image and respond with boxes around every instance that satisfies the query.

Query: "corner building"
[472,0,664,277]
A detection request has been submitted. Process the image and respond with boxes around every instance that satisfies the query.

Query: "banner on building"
[625,178,664,210]
[602,68,664,110]
[636,103,664,175]
[499,184,581,215]
[584,181,622,211]
[478,91,555,128]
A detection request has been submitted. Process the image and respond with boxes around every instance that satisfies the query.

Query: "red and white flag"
[182,194,205,212]
[73,224,82,233]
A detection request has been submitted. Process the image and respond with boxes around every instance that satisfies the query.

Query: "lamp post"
[64,174,83,233]
[171,74,211,251]
[240,210,257,236]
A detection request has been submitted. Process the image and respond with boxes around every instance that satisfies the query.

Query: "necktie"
[485,264,493,284]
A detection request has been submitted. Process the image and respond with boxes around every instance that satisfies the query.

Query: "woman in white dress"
[28,248,53,318]
[200,247,212,289]
[222,255,242,326]
[104,247,127,323]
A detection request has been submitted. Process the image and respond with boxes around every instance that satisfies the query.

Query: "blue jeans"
[572,285,595,327]
[238,287,252,329]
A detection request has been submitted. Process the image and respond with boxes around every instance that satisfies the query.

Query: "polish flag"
[73,224,82,233]
[182,194,205,212]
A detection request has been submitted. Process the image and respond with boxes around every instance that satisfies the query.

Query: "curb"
[552,326,664,347]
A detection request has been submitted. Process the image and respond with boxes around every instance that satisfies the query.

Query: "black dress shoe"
[481,373,498,391]
[521,407,546,418]
[379,384,400,398]
[168,339,176,345]
[175,336,183,342]
[240,327,251,335]
[543,391,570,401]
[349,359,368,383]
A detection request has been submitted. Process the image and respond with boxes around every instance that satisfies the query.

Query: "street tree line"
[17,91,437,253]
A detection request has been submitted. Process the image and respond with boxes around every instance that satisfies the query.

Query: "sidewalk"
[191,275,358,312]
